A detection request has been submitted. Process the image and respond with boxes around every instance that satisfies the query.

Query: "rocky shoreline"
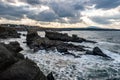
[26,30,111,59]
[0,27,55,80]
[0,26,113,80]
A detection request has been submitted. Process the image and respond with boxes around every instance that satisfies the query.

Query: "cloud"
[0,1,29,19]
[25,0,41,5]
[90,16,111,24]
[27,9,58,21]
[0,0,120,29]
[91,0,120,9]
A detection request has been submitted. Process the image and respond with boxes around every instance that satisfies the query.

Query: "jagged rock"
[0,26,20,39]
[26,30,40,47]
[47,72,55,80]
[86,47,111,58]
[93,47,110,58]
[45,31,96,43]
[26,30,85,53]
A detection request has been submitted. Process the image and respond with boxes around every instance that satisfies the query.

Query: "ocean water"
[1,31,120,80]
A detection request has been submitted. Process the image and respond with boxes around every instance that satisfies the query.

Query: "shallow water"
[1,31,120,80]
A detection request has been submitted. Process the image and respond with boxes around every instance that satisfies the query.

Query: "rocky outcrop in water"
[45,31,96,43]
[86,47,111,58]
[0,26,20,39]
[26,30,85,55]
[0,42,53,80]
[26,30,112,58]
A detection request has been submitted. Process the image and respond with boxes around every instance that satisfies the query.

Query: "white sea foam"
[1,31,120,80]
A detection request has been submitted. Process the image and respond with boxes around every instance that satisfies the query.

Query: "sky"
[0,0,120,29]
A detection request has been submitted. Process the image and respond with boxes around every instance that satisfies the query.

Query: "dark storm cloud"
[27,10,58,21]
[0,1,29,20]
[25,0,41,5]
[0,0,120,24]
[23,0,85,21]
[0,0,85,23]
[74,4,84,10]
[49,2,75,17]
[91,0,120,9]
[90,16,111,24]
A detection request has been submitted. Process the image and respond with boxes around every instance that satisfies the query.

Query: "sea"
[1,31,120,80]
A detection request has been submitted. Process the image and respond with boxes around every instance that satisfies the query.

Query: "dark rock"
[0,59,47,80]
[0,44,17,72]
[26,30,40,47]
[26,30,85,54]
[3,41,23,53]
[22,34,26,36]
[16,53,24,59]
[93,47,110,58]
[56,46,68,53]
[0,26,20,39]
[86,47,111,58]
[47,72,55,80]
[45,31,96,43]
[45,31,84,42]
[0,42,48,80]
[86,50,93,55]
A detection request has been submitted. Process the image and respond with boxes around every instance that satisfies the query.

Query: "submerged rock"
[0,26,20,39]
[47,72,55,80]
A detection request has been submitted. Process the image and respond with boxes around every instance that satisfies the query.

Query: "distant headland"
[0,24,120,31]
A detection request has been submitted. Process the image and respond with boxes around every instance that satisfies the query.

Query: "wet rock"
[0,42,48,80]
[26,30,85,54]
[26,30,40,47]
[56,46,68,53]
[22,34,26,36]
[0,26,20,39]
[9,41,23,53]
[0,44,17,72]
[0,59,47,80]
[86,47,111,58]
[3,41,23,55]
[45,31,96,43]
[47,72,55,80]
[93,47,110,58]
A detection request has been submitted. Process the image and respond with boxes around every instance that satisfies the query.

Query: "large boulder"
[26,30,40,47]
[0,59,47,80]
[0,27,20,39]
[0,44,17,72]
[4,41,23,53]
[0,42,50,80]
